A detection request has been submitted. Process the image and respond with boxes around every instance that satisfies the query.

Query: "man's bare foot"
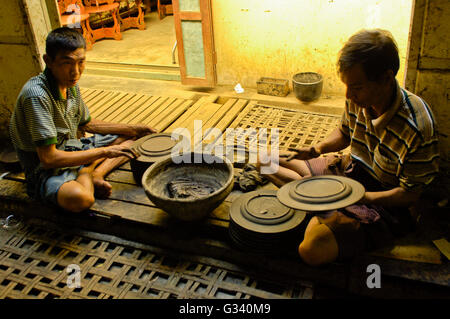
[92,174,112,199]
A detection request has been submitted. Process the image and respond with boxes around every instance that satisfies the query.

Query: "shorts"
[38,134,118,206]
[305,155,412,261]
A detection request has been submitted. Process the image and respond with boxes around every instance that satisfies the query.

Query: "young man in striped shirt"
[9,27,156,213]
[258,29,439,265]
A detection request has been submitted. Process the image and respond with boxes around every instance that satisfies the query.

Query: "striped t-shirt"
[9,68,91,152]
[9,68,91,176]
[340,81,439,192]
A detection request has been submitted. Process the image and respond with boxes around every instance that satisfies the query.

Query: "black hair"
[337,29,400,81]
[45,27,86,59]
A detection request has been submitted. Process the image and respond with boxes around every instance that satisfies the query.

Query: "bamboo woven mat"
[0,222,313,299]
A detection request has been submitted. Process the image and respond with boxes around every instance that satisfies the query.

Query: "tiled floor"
[86,11,177,66]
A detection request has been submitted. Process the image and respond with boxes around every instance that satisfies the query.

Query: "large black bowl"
[142,152,234,221]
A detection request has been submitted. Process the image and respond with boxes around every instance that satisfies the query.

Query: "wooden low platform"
[0,89,448,298]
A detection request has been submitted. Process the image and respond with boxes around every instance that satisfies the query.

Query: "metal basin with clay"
[142,152,234,221]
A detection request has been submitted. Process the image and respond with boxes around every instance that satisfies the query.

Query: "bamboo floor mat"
[0,222,313,299]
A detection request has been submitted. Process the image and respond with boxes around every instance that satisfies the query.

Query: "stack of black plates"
[229,190,307,254]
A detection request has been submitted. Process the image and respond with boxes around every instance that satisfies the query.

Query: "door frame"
[405,0,425,92]
[404,0,450,92]
[172,0,217,87]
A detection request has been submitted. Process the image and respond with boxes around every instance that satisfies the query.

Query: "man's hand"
[130,124,157,138]
[280,145,321,161]
[357,192,371,205]
[103,144,137,159]
[357,187,421,207]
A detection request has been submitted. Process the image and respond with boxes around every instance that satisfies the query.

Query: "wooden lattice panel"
[233,104,342,151]
[0,224,313,299]
[209,103,348,164]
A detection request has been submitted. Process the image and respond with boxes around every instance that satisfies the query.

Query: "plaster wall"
[212,0,413,95]
[24,0,54,65]
[0,0,50,144]
[410,0,450,163]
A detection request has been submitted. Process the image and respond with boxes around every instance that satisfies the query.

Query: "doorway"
[83,0,179,75]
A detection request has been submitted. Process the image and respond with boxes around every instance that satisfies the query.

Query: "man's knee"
[298,242,322,266]
[298,223,339,266]
[57,183,95,213]
[65,189,95,213]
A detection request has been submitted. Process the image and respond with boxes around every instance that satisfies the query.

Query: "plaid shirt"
[340,81,439,192]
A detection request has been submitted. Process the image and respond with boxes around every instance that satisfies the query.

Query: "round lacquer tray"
[277,175,365,212]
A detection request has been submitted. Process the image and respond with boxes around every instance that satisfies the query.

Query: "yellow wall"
[0,0,47,143]
[212,0,413,95]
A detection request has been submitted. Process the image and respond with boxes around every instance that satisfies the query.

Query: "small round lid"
[230,190,306,233]
[133,133,179,162]
[277,175,365,212]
